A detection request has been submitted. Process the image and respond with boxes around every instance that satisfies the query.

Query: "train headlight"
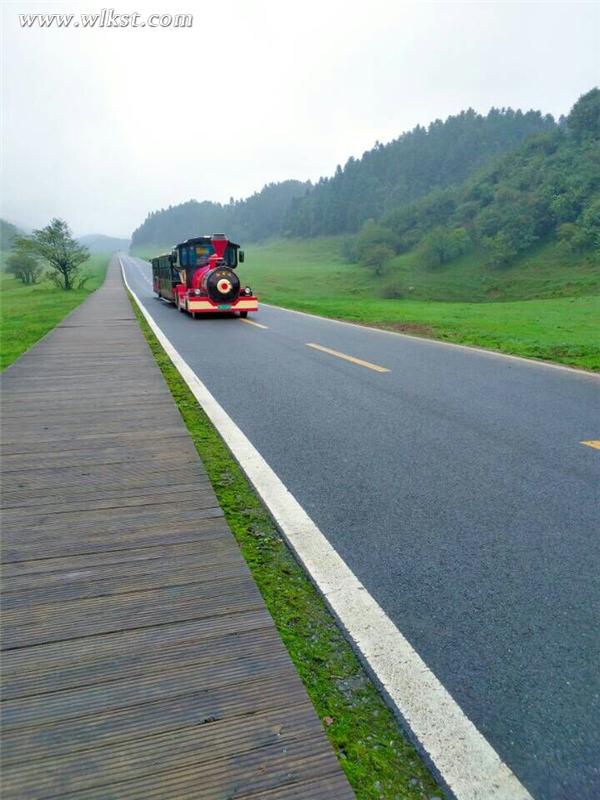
[193,289,201,296]
[244,287,252,295]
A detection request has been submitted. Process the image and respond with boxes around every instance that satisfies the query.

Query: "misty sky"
[2,1,598,238]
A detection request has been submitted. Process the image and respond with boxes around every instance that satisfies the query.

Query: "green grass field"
[132,238,600,370]
[0,253,110,370]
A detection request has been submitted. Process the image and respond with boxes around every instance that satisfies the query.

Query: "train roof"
[177,235,241,249]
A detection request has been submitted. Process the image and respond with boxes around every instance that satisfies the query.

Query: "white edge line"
[121,256,533,800]
[261,302,599,379]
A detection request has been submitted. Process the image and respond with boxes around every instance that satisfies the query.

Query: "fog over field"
[1,0,598,237]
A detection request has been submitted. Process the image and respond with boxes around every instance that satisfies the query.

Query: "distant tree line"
[131,180,311,248]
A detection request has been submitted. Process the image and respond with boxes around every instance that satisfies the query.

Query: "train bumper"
[186,297,258,313]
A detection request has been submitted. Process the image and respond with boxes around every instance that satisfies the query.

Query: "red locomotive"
[151,234,258,318]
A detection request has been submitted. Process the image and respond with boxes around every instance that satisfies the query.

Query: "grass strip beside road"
[238,239,600,372]
[0,253,110,370]
[129,295,441,800]
[276,294,600,372]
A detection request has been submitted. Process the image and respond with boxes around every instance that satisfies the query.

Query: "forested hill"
[131,106,555,248]
[131,180,310,249]
[284,107,556,237]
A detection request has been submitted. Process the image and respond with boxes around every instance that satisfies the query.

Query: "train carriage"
[151,234,258,318]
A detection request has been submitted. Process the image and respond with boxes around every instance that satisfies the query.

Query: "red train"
[151,234,258,318]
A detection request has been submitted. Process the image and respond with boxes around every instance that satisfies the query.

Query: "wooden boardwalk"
[0,257,353,799]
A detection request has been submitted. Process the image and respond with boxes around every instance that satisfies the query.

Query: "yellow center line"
[306,342,390,373]
[240,318,269,330]
[581,440,600,450]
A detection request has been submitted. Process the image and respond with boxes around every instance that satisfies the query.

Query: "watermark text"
[19,9,193,29]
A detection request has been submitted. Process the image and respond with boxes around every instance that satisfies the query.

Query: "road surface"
[122,254,600,800]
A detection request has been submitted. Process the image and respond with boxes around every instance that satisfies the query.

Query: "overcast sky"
[2,1,598,238]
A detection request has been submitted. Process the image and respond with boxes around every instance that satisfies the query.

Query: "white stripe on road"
[307,342,389,372]
[240,318,269,330]
[121,256,533,800]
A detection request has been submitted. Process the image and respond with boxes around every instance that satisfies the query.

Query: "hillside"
[284,107,555,237]
[347,88,599,290]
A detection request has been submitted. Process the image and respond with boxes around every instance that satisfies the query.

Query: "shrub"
[380,276,404,298]
[5,251,44,285]
[362,244,395,276]
[340,236,359,263]
[421,227,470,267]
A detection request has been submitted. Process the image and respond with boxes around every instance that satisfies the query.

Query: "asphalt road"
[122,254,600,799]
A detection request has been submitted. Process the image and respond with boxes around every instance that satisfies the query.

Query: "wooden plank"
[2,582,264,649]
[2,672,301,763]
[1,522,231,564]
[1,561,249,608]
[2,624,283,699]
[2,610,274,674]
[1,706,321,797]
[55,754,350,800]
[1,552,245,597]
[2,650,295,730]
[1,539,238,578]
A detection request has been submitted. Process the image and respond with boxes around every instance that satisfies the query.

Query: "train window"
[181,247,188,267]
[225,245,236,266]
[195,244,213,265]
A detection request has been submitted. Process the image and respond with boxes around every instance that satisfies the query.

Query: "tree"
[567,88,600,141]
[16,219,89,290]
[421,226,469,267]
[362,244,394,276]
[578,198,600,247]
[483,231,518,269]
[5,250,44,284]
[356,222,398,263]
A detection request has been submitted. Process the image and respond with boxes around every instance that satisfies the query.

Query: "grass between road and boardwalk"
[129,296,441,800]
[0,253,110,370]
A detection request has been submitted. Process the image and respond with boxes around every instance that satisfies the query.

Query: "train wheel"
[239,311,248,319]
